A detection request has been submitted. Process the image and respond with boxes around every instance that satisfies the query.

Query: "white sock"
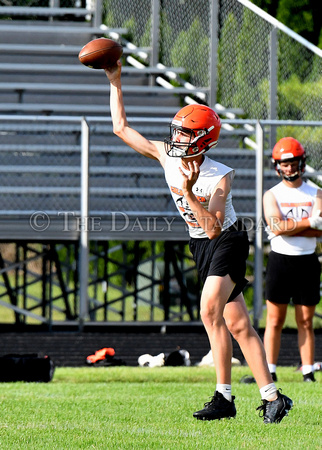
[260,383,277,401]
[216,384,232,402]
[302,365,313,375]
[268,363,277,374]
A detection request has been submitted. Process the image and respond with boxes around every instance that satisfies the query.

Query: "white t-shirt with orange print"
[269,181,318,255]
[164,155,237,239]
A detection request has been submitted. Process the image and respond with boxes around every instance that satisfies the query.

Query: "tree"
[249,0,322,47]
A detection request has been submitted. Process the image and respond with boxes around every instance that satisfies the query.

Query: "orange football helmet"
[164,104,221,158]
[272,137,306,181]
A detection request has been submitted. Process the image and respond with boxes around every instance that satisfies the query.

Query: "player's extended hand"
[104,60,122,84]
[308,209,322,230]
[179,161,200,193]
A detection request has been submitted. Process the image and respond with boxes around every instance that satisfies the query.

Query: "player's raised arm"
[105,61,166,166]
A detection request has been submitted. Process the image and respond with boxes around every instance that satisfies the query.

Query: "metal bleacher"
[0,20,185,116]
[0,116,258,242]
[0,4,320,330]
[0,6,267,329]
[0,10,257,243]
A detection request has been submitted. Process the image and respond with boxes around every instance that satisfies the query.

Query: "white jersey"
[164,155,237,238]
[269,181,318,255]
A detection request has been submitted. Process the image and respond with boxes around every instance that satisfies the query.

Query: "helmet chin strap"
[275,161,302,182]
[181,148,207,159]
[280,171,300,181]
[165,142,207,158]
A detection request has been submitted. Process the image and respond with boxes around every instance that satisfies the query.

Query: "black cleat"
[270,372,278,382]
[303,372,316,382]
[193,391,236,421]
[256,390,293,424]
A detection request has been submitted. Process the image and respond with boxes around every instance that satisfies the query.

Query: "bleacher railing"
[0,116,320,328]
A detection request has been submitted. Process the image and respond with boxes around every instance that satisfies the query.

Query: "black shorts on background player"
[265,251,321,306]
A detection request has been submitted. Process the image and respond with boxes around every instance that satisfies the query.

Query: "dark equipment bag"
[0,353,55,382]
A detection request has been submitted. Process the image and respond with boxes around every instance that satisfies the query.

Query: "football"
[78,38,123,70]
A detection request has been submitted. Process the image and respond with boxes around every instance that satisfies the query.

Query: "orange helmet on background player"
[164,104,221,158]
[272,137,306,181]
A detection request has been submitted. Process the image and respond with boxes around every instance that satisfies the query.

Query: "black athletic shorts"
[265,250,321,306]
[189,220,249,303]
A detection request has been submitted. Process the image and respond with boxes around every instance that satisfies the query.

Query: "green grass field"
[0,366,320,449]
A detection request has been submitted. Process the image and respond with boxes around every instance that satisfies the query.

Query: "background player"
[263,137,322,382]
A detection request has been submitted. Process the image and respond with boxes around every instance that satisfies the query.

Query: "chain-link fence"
[0,117,321,326]
[102,0,321,169]
[217,0,321,169]
[1,0,320,169]
[0,117,256,220]
[0,1,321,326]
[0,118,82,214]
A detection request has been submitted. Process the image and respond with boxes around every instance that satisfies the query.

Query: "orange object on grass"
[86,347,115,364]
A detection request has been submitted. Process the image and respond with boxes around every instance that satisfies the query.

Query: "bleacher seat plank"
[0,43,151,55]
[0,63,185,75]
[0,103,244,117]
[0,82,208,95]
[0,23,127,35]
[0,6,94,17]
[0,104,177,115]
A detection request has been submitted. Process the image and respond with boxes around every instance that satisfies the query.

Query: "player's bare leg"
[193,275,236,420]
[200,274,234,384]
[193,275,293,423]
[263,301,288,380]
[225,292,293,423]
[295,304,316,381]
[225,294,273,388]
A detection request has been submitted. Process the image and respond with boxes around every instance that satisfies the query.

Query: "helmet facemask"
[164,125,217,158]
[274,156,306,181]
